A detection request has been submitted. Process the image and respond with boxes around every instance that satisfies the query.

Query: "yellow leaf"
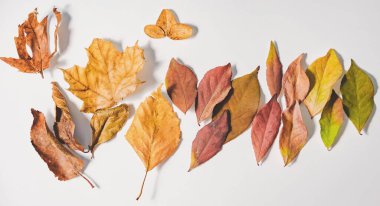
[304,49,343,117]
[125,85,180,200]
[62,38,145,113]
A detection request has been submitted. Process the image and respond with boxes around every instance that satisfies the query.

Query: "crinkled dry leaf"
[319,91,344,150]
[341,59,375,134]
[165,58,197,113]
[156,9,178,35]
[0,8,61,78]
[196,63,232,123]
[251,94,281,165]
[144,25,165,39]
[266,41,283,96]
[62,38,144,113]
[212,67,260,143]
[90,104,129,157]
[52,82,84,152]
[125,85,180,200]
[189,110,230,171]
[304,49,343,117]
[282,54,310,107]
[279,102,308,166]
[168,23,193,40]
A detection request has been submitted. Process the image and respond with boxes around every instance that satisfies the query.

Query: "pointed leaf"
[156,9,178,35]
[144,25,165,39]
[212,67,260,143]
[319,91,344,150]
[168,23,193,40]
[304,49,343,117]
[251,94,281,164]
[189,110,230,171]
[196,63,232,123]
[266,41,283,96]
[340,59,375,134]
[279,102,308,166]
[282,54,310,107]
[165,58,197,113]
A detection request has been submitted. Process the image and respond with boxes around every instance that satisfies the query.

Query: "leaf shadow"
[300,103,315,141]
[363,71,378,135]
[231,64,238,79]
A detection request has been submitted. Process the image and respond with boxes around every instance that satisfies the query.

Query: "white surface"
[0,0,379,205]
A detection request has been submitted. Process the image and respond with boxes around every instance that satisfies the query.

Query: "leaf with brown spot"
[266,41,283,96]
[90,104,129,157]
[165,58,197,113]
[196,63,232,123]
[0,8,61,78]
[189,110,230,171]
[282,54,310,107]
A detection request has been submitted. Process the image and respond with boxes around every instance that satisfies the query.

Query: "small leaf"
[165,58,197,113]
[168,23,193,40]
[155,9,178,35]
[251,94,281,165]
[279,102,308,166]
[189,110,230,171]
[212,67,260,143]
[52,82,84,152]
[319,91,344,150]
[266,41,283,96]
[196,63,232,123]
[125,85,181,200]
[282,54,310,107]
[90,104,129,157]
[304,49,343,117]
[340,59,375,134]
[144,25,165,39]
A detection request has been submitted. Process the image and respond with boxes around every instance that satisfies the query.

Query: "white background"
[0,0,379,205]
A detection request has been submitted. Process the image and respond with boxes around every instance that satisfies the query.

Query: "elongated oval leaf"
[279,102,308,166]
[340,59,375,134]
[196,63,232,123]
[251,94,281,165]
[266,41,283,96]
[165,58,197,113]
[319,91,344,150]
[282,54,310,107]
[212,67,260,143]
[189,110,230,171]
[125,85,181,200]
[304,49,343,117]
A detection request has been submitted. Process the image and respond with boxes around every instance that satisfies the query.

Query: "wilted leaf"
[189,110,230,171]
[282,54,310,107]
[304,49,343,117]
[251,94,281,165]
[52,82,84,152]
[319,91,344,150]
[125,85,181,200]
[90,104,129,157]
[279,102,308,166]
[213,67,260,143]
[196,63,232,123]
[266,41,283,96]
[0,8,61,78]
[340,59,375,134]
[62,38,144,113]
[165,58,197,113]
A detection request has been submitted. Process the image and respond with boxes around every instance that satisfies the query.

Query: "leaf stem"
[136,171,148,201]
[79,172,95,189]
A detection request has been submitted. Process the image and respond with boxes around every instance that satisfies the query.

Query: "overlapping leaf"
[266,41,283,96]
[62,38,144,113]
[212,67,260,143]
[341,60,374,134]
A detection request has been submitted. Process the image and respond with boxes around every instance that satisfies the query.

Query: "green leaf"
[340,59,375,134]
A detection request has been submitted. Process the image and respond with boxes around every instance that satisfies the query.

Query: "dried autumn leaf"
[155,9,178,35]
[165,58,197,113]
[319,91,344,150]
[213,67,260,143]
[0,8,61,77]
[62,38,144,113]
[304,49,343,117]
[189,110,230,171]
[282,54,310,107]
[340,59,375,134]
[168,23,193,40]
[144,25,165,39]
[266,41,283,96]
[251,94,281,165]
[279,102,308,166]
[125,85,180,200]
[196,63,232,123]
[90,104,129,157]
[52,82,84,152]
